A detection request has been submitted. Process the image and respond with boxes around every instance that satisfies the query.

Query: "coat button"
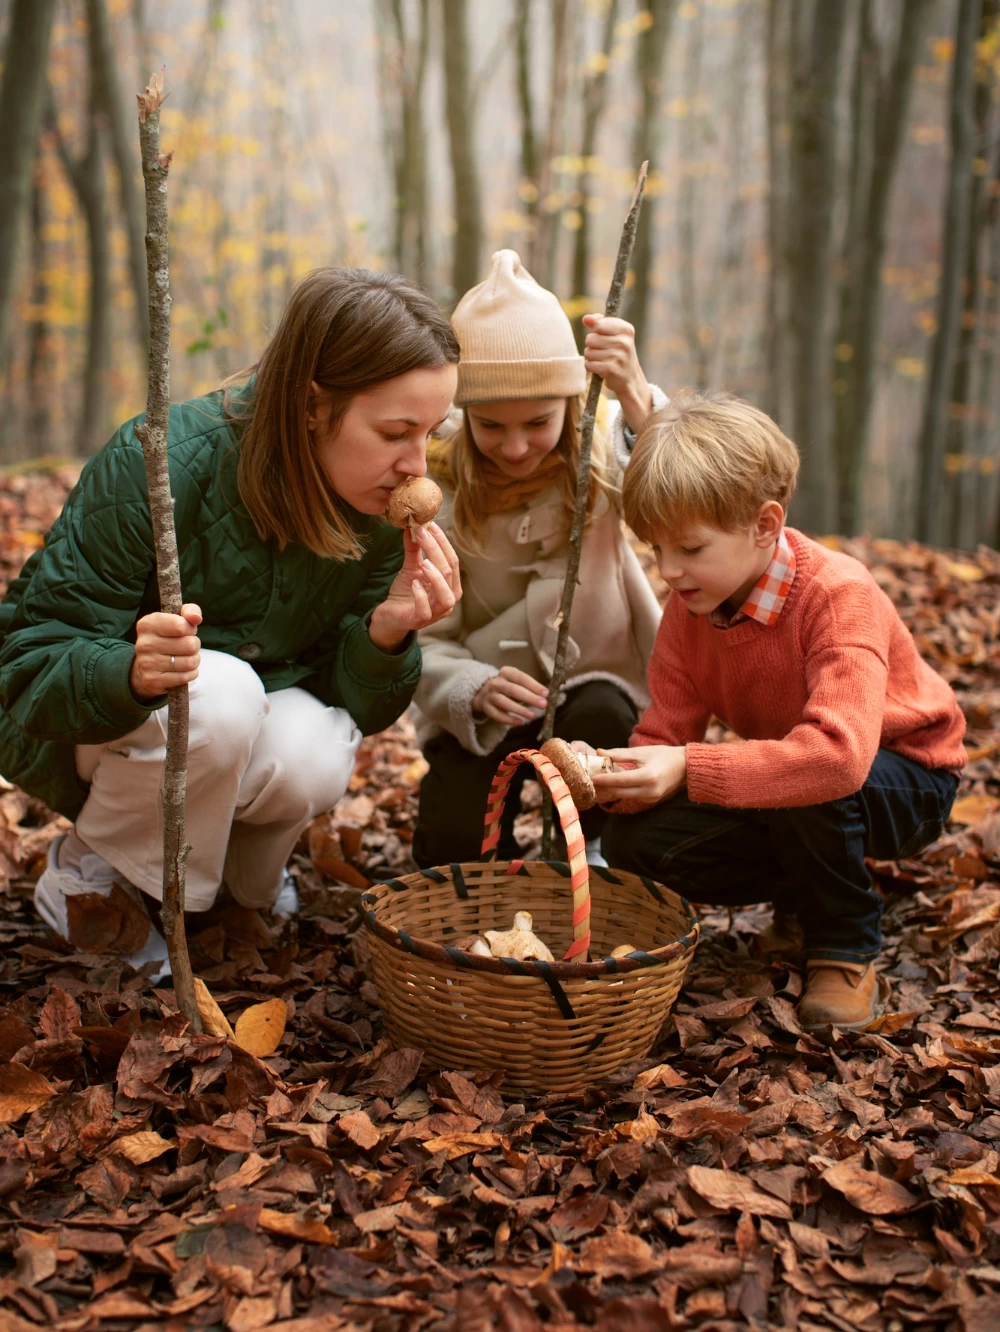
[238,643,263,661]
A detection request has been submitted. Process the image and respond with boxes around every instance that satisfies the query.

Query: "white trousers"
[75,650,361,912]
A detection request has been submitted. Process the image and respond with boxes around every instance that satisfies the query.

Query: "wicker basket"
[363,746,699,1094]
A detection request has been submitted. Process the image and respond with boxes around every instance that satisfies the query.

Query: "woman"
[0,267,462,977]
[411,250,665,866]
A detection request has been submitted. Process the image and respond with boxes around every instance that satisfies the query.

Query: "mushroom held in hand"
[386,476,443,529]
[484,910,554,962]
[540,737,598,810]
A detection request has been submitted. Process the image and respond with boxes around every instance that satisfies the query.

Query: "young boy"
[584,392,966,1031]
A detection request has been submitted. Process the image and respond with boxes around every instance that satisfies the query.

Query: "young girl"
[0,267,463,978]
[411,249,665,866]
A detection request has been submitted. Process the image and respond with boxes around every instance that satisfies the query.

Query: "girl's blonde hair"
[226,267,459,560]
[434,396,618,552]
[623,391,800,541]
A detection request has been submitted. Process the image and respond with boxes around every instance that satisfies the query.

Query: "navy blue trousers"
[603,748,959,964]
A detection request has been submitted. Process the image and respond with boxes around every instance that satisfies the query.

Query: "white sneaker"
[271,870,299,921]
[585,838,609,868]
[34,835,172,982]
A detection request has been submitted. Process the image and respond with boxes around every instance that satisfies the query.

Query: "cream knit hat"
[451,249,587,407]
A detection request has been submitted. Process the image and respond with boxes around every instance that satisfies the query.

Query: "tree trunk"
[570,0,619,347]
[765,0,796,430]
[715,0,755,388]
[400,0,431,281]
[0,0,59,370]
[832,0,930,535]
[377,0,431,281]
[948,0,999,548]
[51,67,112,456]
[27,159,51,457]
[87,0,149,349]
[627,0,679,363]
[980,137,1000,546]
[530,0,577,290]
[785,0,850,533]
[916,0,981,544]
[678,6,708,389]
[442,0,483,298]
[131,0,156,84]
[514,0,539,225]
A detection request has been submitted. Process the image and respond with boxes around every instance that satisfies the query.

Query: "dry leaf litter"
[0,470,997,1330]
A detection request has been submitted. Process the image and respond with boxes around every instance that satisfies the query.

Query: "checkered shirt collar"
[707,528,797,629]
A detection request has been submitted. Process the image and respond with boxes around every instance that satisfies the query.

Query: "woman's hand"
[472,667,548,726]
[130,602,203,701]
[590,744,687,805]
[369,522,462,652]
[583,313,653,433]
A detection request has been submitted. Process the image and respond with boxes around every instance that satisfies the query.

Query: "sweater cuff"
[447,661,510,757]
[612,382,670,471]
[346,614,420,685]
[684,743,733,806]
[89,640,157,736]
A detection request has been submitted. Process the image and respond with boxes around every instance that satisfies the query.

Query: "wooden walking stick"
[539,161,648,859]
[135,70,202,1032]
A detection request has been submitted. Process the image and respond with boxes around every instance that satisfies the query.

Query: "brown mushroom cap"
[385,476,443,529]
[540,738,597,810]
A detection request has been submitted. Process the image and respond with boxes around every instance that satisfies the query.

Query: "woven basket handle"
[481,747,591,962]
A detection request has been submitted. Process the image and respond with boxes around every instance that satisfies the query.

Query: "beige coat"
[413,474,663,756]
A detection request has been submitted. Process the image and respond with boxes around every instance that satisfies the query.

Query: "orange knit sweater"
[629,528,967,809]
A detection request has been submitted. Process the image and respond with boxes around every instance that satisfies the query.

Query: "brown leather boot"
[798,961,880,1031]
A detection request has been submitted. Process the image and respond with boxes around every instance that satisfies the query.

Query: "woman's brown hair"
[229,267,460,560]
[436,396,617,553]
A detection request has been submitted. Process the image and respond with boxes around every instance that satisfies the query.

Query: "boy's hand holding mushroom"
[584,743,688,807]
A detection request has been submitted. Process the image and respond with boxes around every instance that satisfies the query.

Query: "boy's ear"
[753,500,785,547]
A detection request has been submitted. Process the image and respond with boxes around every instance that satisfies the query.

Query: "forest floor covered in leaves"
[0,467,998,1332]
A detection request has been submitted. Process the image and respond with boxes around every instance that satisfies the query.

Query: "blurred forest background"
[0,0,998,546]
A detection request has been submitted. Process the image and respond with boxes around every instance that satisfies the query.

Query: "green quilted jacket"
[0,388,421,819]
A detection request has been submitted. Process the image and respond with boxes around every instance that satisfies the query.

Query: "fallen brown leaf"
[234,997,288,1056]
[0,1063,55,1123]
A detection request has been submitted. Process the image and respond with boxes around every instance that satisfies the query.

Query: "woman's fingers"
[417,557,458,615]
[416,525,462,597]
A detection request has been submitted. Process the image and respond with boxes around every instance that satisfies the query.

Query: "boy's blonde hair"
[623,391,800,541]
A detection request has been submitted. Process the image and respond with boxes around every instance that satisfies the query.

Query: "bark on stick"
[539,162,648,858]
[134,70,201,1032]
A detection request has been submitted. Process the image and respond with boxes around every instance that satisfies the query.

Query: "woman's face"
[466,397,566,477]
[311,364,457,515]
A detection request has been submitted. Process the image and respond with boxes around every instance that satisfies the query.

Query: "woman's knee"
[187,651,268,761]
[255,691,361,816]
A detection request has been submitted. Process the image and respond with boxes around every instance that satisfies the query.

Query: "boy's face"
[649,504,783,616]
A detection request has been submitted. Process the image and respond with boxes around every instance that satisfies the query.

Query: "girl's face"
[310,364,457,515]
[466,397,566,477]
